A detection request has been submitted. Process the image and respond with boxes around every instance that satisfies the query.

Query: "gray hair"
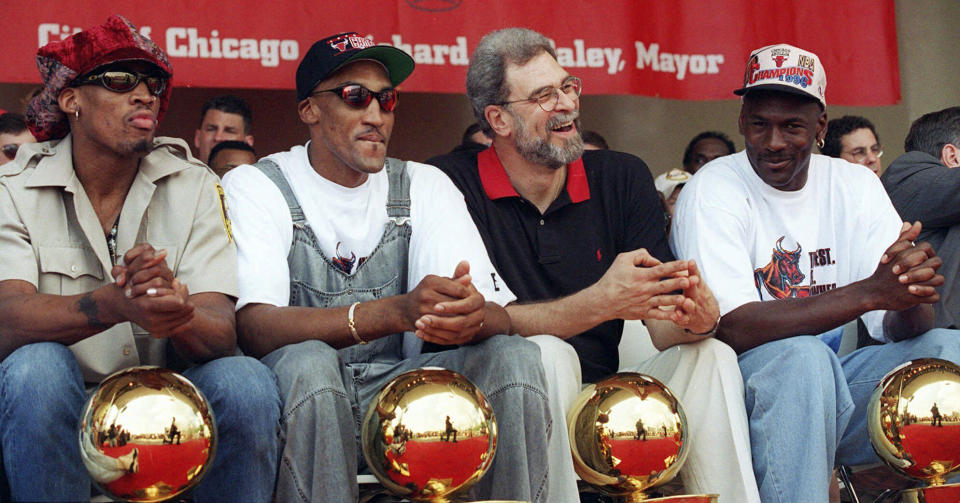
[466,28,557,135]
[904,106,960,159]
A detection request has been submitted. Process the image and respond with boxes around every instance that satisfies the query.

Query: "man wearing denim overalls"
[223,32,557,503]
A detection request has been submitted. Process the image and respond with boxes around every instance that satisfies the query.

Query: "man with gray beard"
[429,27,760,502]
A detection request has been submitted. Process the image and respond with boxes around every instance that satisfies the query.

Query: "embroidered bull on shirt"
[754,236,811,299]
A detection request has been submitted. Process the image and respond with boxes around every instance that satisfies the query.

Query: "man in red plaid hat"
[0,15,280,500]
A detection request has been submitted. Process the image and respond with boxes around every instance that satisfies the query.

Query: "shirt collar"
[24,135,191,189]
[23,135,75,189]
[477,146,591,202]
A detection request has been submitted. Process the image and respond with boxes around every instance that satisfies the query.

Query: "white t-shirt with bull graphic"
[670,151,902,342]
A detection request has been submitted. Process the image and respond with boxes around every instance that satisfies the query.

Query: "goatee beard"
[513,111,584,169]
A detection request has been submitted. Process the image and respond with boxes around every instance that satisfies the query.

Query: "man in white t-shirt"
[222,31,556,503]
[671,43,960,502]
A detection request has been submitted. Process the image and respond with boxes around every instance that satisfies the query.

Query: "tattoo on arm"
[78,293,110,329]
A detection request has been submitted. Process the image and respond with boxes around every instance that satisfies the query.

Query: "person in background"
[682,131,735,174]
[883,106,960,329]
[0,112,36,166]
[461,121,492,148]
[820,115,884,176]
[654,168,692,234]
[581,129,609,150]
[194,94,254,164]
[208,140,257,178]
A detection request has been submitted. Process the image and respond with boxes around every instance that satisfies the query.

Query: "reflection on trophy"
[568,372,717,502]
[867,358,960,502]
[361,367,524,503]
[78,366,216,502]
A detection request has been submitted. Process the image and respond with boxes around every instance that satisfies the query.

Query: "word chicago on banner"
[38,23,300,68]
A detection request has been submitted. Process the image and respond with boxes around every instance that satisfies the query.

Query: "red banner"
[5,1,899,105]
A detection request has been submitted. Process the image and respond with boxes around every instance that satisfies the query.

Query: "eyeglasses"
[1,144,19,160]
[500,76,582,112]
[842,144,883,162]
[311,84,399,112]
[73,70,168,96]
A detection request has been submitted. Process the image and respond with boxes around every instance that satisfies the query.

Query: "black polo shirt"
[429,146,672,382]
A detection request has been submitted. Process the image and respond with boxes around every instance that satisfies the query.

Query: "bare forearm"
[0,284,123,360]
[237,296,412,358]
[883,304,935,342]
[645,318,711,351]
[169,294,239,363]
[719,282,872,354]
[506,285,608,339]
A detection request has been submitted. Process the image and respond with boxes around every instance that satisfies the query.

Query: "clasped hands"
[404,260,486,346]
[871,221,943,311]
[111,243,195,337]
[597,249,719,335]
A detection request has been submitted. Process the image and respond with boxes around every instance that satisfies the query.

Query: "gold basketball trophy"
[568,372,717,502]
[361,367,525,503]
[867,358,960,502]
[79,366,216,502]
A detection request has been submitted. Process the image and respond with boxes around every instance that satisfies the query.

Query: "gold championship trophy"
[79,366,216,502]
[568,372,717,503]
[361,367,525,503]
[867,358,960,503]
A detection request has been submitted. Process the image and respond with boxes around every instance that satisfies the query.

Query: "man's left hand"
[414,261,486,345]
[669,260,721,335]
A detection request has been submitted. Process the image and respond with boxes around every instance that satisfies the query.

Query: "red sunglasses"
[311,84,399,112]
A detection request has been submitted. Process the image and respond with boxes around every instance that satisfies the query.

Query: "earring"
[74,106,80,120]
[816,137,824,150]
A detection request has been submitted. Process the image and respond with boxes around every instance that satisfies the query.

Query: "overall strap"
[385,157,411,226]
[253,159,306,223]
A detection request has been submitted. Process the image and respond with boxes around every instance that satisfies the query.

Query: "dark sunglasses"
[73,70,168,96]
[1,144,19,160]
[311,84,399,112]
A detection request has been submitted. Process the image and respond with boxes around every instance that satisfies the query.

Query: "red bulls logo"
[771,47,791,68]
[754,237,811,299]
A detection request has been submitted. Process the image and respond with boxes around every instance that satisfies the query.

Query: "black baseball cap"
[295,32,415,101]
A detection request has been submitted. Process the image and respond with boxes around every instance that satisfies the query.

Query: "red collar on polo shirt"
[477,146,591,203]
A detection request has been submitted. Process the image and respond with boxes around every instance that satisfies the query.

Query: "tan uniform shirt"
[0,135,238,383]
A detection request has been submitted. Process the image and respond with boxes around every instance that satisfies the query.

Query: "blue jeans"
[739,328,960,503]
[0,342,281,502]
[263,334,551,503]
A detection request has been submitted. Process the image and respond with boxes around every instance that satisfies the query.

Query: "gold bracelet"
[348,302,367,345]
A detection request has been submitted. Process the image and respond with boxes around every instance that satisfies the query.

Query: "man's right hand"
[594,249,690,321]
[403,261,485,345]
[866,221,944,311]
[109,243,195,337]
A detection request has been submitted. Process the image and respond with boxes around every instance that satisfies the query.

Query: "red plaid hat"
[26,15,173,141]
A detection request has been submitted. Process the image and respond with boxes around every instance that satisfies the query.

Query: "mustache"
[547,111,579,130]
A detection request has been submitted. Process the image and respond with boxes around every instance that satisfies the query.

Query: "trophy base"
[644,494,719,503]
[899,483,960,503]
[621,494,719,503]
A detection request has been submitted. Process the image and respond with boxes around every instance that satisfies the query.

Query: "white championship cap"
[733,43,826,107]
[654,169,692,200]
